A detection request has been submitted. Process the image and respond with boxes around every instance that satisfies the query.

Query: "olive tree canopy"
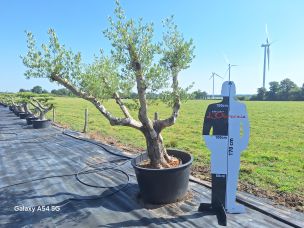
[22,0,195,168]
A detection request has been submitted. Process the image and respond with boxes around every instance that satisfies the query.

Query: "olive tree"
[7,94,25,112]
[22,1,195,168]
[29,96,54,120]
[16,92,37,115]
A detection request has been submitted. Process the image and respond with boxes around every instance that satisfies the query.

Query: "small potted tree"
[16,92,36,119]
[29,96,54,129]
[22,1,195,203]
[0,94,11,107]
[10,96,25,116]
[2,94,15,111]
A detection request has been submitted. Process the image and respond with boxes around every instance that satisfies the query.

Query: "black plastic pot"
[32,119,51,129]
[26,116,39,125]
[19,113,32,119]
[15,111,23,117]
[131,149,193,204]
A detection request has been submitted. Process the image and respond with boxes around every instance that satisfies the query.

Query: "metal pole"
[263,47,267,88]
[52,107,55,122]
[228,64,231,82]
[212,75,215,99]
[83,108,88,133]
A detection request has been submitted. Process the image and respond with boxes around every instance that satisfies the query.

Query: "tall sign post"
[199,81,250,226]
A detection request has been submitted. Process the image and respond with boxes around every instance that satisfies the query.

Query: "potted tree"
[29,96,54,129]
[9,96,25,116]
[16,92,36,119]
[22,1,195,203]
[2,94,15,111]
[0,94,11,107]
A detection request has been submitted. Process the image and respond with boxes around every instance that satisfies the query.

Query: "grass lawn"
[46,97,304,209]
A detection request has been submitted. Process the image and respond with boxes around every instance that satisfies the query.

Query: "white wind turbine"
[209,72,223,99]
[261,24,273,88]
[224,55,238,82]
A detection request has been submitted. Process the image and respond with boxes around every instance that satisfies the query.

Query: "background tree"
[42,89,49,94]
[267,81,280,100]
[256,87,267,100]
[22,1,195,168]
[279,78,297,100]
[31,85,43,94]
[251,79,303,101]
[19,88,30,92]
[191,90,208,100]
[301,83,304,100]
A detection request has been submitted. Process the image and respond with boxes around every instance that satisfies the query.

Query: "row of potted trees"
[0,93,53,129]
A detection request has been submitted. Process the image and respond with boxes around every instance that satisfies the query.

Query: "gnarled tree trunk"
[141,127,172,168]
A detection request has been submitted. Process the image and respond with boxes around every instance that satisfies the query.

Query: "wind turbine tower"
[224,55,237,82]
[261,25,273,88]
[227,63,238,82]
[209,72,223,99]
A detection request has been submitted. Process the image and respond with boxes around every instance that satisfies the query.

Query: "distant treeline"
[251,78,304,101]
[16,86,251,100]
[21,81,304,101]
[127,90,209,100]
[19,86,73,96]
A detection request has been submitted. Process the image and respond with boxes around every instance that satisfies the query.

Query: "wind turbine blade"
[214,73,223,79]
[209,74,213,80]
[224,67,229,77]
[267,47,270,70]
[223,53,229,64]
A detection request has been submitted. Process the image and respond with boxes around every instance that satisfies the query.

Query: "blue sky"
[0,0,303,94]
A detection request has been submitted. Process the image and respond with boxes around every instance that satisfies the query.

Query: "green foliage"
[160,16,195,73]
[16,91,37,103]
[160,82,194,106]
[31,85,43,94]
[191,90,208,100]
[0,93,16,105]
[35,96,54,105]
[251,78,304,101]
[22,0,195,112]
[22,29,82,85]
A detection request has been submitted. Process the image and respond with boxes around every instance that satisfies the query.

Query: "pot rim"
[131,148,193,171]
[32,119,51,122]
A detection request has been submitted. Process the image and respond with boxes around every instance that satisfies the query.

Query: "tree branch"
[32,97,47,110]
[51,74,143,130]
[113,92,132,119]
[155,71,181,132]
[42,104,54,115]
[29,100,42,112]
[128,44,156,136]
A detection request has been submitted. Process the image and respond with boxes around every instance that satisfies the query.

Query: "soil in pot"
[32,119,51,129]
[131,149,193,204]
[139,156,181,168]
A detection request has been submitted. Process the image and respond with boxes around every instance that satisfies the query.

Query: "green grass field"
[47,97,304,200]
